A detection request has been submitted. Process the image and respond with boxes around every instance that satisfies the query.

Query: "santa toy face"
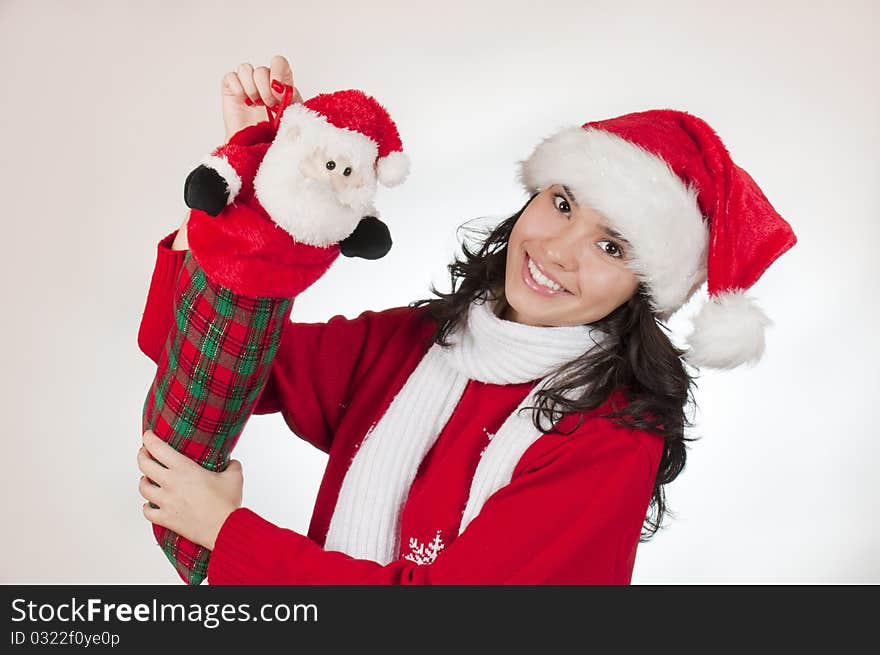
[253,104,380,248]
[298,146,367,196]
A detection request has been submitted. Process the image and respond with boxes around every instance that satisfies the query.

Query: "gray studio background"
[0,0,877,583]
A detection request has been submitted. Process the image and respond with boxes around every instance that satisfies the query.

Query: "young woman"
[136,55,797,584]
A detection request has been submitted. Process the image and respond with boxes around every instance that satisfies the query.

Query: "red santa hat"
[517,109,797,370]
[277,88,410,188]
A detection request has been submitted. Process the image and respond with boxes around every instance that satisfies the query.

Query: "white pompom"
[377,150,410,187]
[683,289,773,370]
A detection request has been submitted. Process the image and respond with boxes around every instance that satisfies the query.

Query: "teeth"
[527,256,563,292]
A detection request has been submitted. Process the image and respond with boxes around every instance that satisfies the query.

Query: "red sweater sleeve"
[137,230,188,364]
[206,423,663,585]
[137,230,419,454]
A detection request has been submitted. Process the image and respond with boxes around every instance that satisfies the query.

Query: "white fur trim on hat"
[517,126,708,319]
[376,150,410,187]
[198,154,242,204]
[683,289,772,369]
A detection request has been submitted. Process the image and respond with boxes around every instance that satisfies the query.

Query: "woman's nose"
[540,230,579,273]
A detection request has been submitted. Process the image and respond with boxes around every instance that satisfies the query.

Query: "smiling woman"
[407,109,796,548]
[137,55,796,585]
[409,189,691,543]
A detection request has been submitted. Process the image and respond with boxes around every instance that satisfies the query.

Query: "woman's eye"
[326,160,336,170]
[597,240,624,259]
[553,194,570,214]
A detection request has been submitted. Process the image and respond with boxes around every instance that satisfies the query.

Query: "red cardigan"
[138,230,664,584]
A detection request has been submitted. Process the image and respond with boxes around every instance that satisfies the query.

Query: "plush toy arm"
[183,154,242,216]
[183,126,272,217]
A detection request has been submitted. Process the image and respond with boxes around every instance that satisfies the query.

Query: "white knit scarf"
[323,293,609,564]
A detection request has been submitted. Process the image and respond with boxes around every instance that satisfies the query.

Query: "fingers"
[142,501,161,523]
[252,66,277,107]
[269,54,298,103]
[221,70,250,105]
[141,430,185,470]
[138,474,163,506]
[269,54,293,87]
[227,56,298,109]
[137,444,170,486]
[236,62,261,106]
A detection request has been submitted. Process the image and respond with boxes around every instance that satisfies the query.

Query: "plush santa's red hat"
[517,109,797,370]
[278,88,410,188]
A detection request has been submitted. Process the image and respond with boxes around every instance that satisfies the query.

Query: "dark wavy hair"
[409,193,700,540]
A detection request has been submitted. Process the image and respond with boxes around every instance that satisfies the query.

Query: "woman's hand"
[221,54,304,142]
[171,54,305,252]
[137,430,243,551]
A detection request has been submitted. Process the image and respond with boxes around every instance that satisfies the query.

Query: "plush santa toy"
[142,86,410,584]
[183,84,410,297]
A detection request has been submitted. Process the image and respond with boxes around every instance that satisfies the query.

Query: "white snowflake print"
[479,427,496,457]
[403,530,446,565]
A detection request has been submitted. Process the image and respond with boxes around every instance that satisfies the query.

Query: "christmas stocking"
[141,85,410,585]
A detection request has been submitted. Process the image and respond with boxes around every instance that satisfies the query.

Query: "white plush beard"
[253,137,366,247]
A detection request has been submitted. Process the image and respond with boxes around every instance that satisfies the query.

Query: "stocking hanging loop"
[265,82,294,132]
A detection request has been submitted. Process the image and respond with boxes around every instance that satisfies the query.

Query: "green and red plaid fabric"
[142,251,292,585]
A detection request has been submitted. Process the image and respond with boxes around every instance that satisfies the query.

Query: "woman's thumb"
[269,55,295,100]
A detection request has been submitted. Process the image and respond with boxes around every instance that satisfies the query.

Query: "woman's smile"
[522,252,573,297]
